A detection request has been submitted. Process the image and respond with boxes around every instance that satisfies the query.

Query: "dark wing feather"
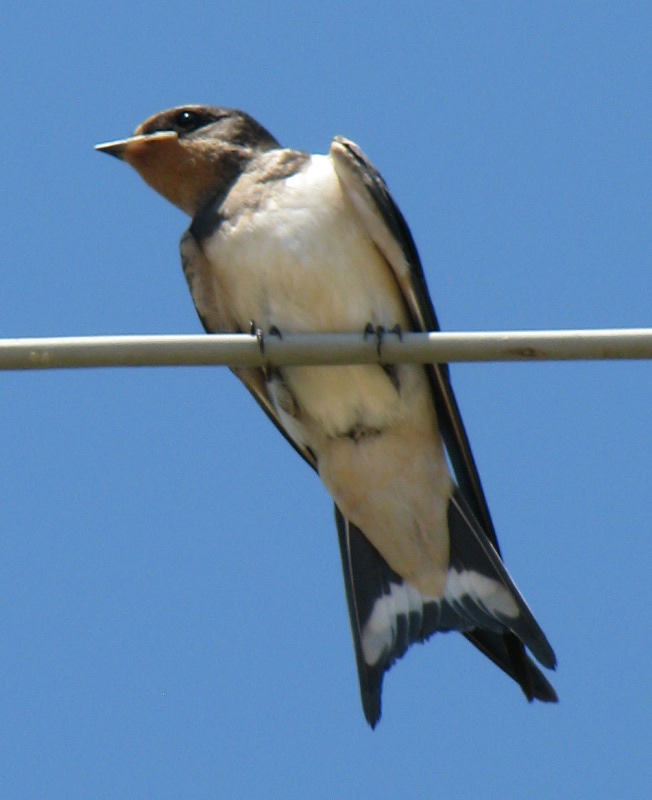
[330,138,494,537]
[181,228,318,469]
[330,137,556,709]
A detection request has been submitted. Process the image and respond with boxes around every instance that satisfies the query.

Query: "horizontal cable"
[0,329,650,371]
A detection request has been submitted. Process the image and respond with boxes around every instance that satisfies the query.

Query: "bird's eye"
[176,110,201,130]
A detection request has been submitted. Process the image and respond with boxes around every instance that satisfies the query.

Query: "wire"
[0,329,651,371]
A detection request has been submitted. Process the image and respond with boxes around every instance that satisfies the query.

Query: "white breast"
[202,155,410,335]
[199,151,450,590]
[199,154,418,439]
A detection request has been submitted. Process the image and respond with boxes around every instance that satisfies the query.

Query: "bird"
[96,105,557,727]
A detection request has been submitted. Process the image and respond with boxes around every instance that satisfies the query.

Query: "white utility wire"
[0,329,651,371]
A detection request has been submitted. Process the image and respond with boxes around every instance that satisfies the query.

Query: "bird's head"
[96,105,279,216]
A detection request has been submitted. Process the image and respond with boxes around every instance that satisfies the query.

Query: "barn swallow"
[96,106,557,727]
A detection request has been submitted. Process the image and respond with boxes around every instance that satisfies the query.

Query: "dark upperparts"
[134,105,281,152]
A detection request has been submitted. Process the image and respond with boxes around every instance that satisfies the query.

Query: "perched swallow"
[96,106,557,727]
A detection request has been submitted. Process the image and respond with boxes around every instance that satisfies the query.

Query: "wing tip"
[361,690,382,729]
[522,664,559,704]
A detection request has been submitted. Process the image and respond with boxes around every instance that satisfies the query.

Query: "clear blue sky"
[2,3,650,798]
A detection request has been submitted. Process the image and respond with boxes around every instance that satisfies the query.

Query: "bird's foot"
[364,323,385,357]
[250,322,283,355]
[250,322,283,379]
[363,323,403,357]
[249,320,265,353]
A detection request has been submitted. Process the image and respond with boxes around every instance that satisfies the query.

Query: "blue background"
[2,3,650,798]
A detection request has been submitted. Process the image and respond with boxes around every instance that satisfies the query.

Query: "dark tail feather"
[465,629,557,703]
[446,487,557,670]
[335,498,556,728]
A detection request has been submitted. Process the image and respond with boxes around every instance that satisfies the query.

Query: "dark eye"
[175,110,202,130]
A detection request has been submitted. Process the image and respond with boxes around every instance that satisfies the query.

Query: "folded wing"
[330,137,557,724]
